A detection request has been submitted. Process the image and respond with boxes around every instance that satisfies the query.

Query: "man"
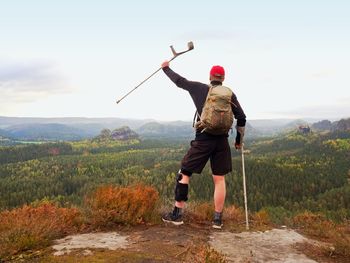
[161,61,246,229]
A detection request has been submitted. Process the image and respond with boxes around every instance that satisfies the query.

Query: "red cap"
[210,65,225,77]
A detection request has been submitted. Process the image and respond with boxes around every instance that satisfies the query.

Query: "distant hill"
[246,119,312,136]
[332,118,350,131]
[5,123,89,141]
[0,129,11,139]
[0,135,13,146]
[277,119,310,134]
[111,126,139,140]
[312,120,332,131]
[0,116,349,141]
[0,116,152,130]
[0,117,153,141]
[136,121,194,138]
[244,122,263,138]
[94,126,139,141]
[312,118,350,132]
[256,118,350,135]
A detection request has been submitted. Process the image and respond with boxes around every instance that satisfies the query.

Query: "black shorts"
[181,137,232,176]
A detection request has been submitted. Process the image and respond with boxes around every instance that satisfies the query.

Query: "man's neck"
[210,80,222,86]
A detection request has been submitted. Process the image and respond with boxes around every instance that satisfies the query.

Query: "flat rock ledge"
[52,232,129,256]
[209,228,318,263]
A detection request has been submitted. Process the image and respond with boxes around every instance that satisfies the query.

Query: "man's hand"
[235,126,245,150]
[161,60,169,68]
[235,142,242,150]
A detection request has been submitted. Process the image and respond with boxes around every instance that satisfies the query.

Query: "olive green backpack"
[194,85,234,135]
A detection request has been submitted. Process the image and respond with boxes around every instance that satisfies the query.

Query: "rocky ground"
[42,222,329,263]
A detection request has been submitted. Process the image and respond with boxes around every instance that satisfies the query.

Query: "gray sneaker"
[162,212,184,226]
[212,211,223,229]
[212,218,223,229]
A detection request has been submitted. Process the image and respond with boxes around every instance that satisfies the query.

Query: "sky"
[0,0,349,121]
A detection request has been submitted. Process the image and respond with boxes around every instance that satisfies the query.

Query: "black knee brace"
[175,172,188,202]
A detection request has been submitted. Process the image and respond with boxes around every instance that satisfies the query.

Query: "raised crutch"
[116,41,194,104]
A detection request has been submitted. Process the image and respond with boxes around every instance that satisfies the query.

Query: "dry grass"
[84,184,159,228]
[223,205,272,231]
[186,203,273,232]
[191,245,227,263]
[293,211,350,260]
[223,205,246,224]
[292,211,335,239]
[0,202,82,259]
[250,209,272,231]
[186,201,214,223]
[0,184,160,260]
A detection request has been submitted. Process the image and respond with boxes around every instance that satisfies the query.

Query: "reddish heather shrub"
[0,203,82,259]
[189,245,227,263]
[223,205,246,224]
[332,231,350,258]
[187,202,214,222]
[293,212,350,258]
[252,209,271,226]
[85,184,159,227]
[292,211,335,239]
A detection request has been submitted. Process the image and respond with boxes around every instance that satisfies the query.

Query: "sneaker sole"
[212,224,223,229]
[162,218,184,226]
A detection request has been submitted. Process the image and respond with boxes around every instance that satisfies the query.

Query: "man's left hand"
[234,143,242,150]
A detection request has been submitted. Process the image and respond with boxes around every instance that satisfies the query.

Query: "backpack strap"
[192,85,213,128]
[229,100,237,108]
[192,110,198,128]
[206,84,214,100]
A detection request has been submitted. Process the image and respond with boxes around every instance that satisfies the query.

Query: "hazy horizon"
[0,115,345,124]
[1,1,349,121]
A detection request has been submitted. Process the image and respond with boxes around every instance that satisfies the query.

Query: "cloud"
[0,59,71,103]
